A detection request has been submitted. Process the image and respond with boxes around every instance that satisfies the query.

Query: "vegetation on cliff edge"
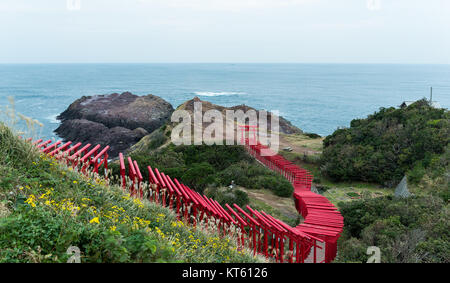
[321,99,449,187]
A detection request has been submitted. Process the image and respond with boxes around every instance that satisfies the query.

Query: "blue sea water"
[0,63,449,140]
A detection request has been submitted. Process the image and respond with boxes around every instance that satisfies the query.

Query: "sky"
[1,0,449,64]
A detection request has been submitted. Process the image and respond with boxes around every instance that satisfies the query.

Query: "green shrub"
[0,122,38,168]
[129,148,185,181]
[334,237,367,263]
[337,194,449,263]
[148,130,168,150]
[304,132,321,139]
[321,99,449,186]
[174,144,253,171]
[205,187,249,207]
[346,192,359,198]
[250,175,293,197]
[217,161,293,197]
[181,162,216,192]
[407,162,426,183]
[125,143,294,198]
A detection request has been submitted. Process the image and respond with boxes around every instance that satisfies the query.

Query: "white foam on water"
[46,114,59,124]
[193,91,246,97]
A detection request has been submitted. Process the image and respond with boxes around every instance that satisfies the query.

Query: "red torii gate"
[31,135,343,263]
[239,125,258,145]
[238,125,343,262]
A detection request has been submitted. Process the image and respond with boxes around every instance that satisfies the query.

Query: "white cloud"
[138,0,315,12]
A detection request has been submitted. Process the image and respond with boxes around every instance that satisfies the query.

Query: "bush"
[204,187,249,207]
[181,162,216,192]
[251,175,293,197]
[408,162,426,183]
[337,194,449,263]
[218,161,293,197]
[334,237,367,263]
[125,143,294,198]
[304,132,321,139]
[0,122,38,168]
[321,99,449,186]
[129,149,186,182]
[346,192,359,198]
[148,130,168,150]
[174,144,253,171]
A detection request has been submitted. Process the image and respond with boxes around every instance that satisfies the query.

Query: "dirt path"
[278,134,323,156]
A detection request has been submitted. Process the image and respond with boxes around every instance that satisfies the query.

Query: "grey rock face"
[55,92,173,157]
[57,92,173,132]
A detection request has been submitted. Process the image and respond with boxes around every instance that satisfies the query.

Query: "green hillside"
[321,99,449,187]
[0,123,261,263]
[328,100,450,263]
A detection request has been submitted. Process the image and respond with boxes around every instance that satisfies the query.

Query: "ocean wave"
[46,114,59,124]
[193,91,245,97]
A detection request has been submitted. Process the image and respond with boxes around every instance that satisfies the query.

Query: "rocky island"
[55,92,174,157]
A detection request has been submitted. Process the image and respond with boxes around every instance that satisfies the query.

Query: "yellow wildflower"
[25,195,36,207]
[89,217,100,224]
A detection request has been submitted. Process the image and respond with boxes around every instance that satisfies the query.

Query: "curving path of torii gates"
[31,132,343,263]
[240,125,343,263]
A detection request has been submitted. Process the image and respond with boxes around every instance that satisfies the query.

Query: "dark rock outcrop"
[55,92,174,157]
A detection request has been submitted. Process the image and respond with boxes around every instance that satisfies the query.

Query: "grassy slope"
[0,123,261,263]
[278,133,392,206]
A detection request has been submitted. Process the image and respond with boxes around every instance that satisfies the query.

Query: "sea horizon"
[2,62,450,65]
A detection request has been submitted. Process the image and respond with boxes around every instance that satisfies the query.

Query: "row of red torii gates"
[30,126,342,263]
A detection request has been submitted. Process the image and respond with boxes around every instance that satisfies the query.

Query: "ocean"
[0,63,449,140]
